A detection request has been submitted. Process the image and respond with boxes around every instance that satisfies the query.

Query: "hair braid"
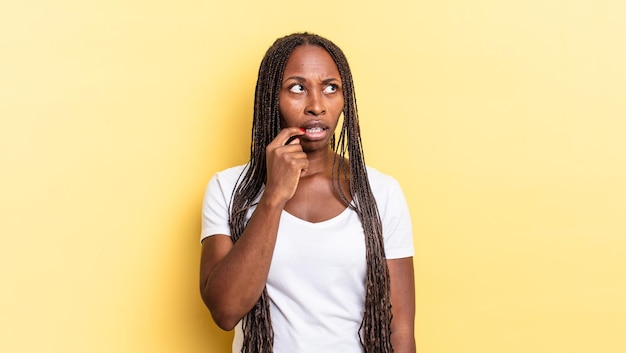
[228,32,393,353]
[330,44,393,352]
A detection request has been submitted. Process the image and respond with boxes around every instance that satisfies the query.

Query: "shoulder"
[211,164,248,186]
[365,165,407,210]
[204,164,249,199]
[365,165,414,257]
[365,165,401,194]
[202,165,249,240]
[215,164,248,179]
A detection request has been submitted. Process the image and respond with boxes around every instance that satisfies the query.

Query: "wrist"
[258,191,288,211]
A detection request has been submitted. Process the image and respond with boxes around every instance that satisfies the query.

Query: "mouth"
[304,126,325,133]
[301,124,329,141]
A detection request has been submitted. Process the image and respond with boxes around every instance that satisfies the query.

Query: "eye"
[289,84,305,93]
[323,84,339,94]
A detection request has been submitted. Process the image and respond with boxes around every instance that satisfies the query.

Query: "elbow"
[200,287,241,331]
[210,310,240,331]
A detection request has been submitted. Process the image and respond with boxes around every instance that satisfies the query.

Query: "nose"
[305,90,326,116]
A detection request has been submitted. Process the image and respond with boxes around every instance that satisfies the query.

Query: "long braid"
[328,42,393,352]
[228,33,393,353]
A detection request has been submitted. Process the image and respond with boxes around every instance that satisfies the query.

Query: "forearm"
[388,257,416,353]
[201,195,285,329]
[391,327,416,353]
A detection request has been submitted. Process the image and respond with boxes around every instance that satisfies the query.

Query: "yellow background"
[2,0,625,352]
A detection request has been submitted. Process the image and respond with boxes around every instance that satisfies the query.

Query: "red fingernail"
[299,128,306,133]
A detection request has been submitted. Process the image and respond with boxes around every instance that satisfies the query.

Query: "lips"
[300,122,329,141]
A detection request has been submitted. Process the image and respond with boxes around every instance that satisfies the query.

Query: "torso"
[203,162,415,353]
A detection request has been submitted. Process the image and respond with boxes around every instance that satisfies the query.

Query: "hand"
[264,127,308,206]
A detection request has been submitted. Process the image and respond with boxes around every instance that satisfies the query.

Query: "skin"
[200,45,416,352]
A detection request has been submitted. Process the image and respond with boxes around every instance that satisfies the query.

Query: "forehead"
[282,45,340,78]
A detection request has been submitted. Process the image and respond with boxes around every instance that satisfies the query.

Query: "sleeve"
[200,172,233,242]
[380,177,415,259]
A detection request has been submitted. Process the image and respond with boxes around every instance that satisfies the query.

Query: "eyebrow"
[284,76,341,84]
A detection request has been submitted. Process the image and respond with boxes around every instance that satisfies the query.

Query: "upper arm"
[388,256,416,353]
[199,171,235,291]
[199,235,233,291]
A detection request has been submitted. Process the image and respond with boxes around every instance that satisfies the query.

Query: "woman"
[200,32,415,353]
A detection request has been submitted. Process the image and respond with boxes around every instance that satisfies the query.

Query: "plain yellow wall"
[2,0,625,352]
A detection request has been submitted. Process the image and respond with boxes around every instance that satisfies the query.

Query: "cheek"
[333,93,344,111]
[278,105,294,129]
[331,99,345,116]
[278,97,299,119]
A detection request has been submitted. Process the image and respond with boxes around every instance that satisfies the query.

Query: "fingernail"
[299,128,306,133]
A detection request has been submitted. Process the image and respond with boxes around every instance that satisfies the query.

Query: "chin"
[301,139,332,152]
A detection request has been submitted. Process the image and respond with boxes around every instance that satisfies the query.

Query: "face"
[279,45,344,151]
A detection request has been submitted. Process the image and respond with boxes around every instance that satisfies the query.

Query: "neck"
[304,147,335,175]
[302,147,351,182]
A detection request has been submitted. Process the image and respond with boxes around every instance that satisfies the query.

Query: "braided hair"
[228,32,393,353]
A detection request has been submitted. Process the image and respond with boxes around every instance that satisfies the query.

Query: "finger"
[286,136,300,145]
[274,127,305,146]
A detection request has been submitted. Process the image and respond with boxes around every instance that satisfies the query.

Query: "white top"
[201,164,414,353]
